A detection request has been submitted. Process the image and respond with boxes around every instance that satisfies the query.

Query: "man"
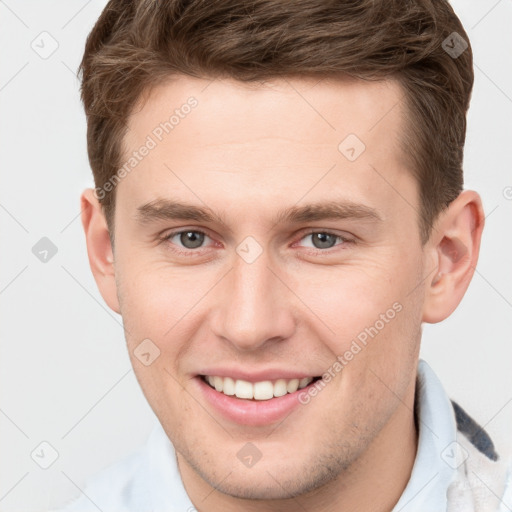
[55,0,511,510]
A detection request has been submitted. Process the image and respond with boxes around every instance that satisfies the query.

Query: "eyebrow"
[135,198,383,229]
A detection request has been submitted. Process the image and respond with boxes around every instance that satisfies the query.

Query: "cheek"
[295,259,414,342]
[307,255,423,386]
[116,259,203,342]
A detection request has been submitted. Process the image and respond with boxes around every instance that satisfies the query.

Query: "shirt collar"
[391,359,458,511]
[146,420,194,512]
[145,359,458,511]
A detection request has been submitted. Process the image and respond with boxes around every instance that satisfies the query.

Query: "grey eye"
[305,232,340,250]
[178,231,205,249]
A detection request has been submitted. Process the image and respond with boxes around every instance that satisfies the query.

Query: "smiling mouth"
[199,374,322,401]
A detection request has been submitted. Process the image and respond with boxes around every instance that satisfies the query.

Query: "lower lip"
[195,376,317,426]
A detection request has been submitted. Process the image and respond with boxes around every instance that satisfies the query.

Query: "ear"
[422,190,485,324]
[81,188,121,314]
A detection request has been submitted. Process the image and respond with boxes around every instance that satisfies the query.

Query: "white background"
[0,1,511,510]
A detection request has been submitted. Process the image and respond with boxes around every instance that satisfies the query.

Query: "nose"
[210,245,296,352]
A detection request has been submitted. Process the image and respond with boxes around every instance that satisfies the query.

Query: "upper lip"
[197,368,320,382]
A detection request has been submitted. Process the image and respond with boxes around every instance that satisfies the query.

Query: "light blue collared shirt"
[392,359,458,511]
[55,359,463,512]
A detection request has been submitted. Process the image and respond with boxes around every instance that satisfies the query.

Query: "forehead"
[117,75,415,229]
[126,75,405,149]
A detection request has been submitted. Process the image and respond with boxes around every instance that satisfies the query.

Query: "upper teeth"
[205,375,315,400]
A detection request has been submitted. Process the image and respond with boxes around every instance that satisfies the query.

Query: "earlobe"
[81,188,121,314]
[422,190,484,324]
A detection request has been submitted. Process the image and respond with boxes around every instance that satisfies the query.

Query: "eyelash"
[158,228,353,257]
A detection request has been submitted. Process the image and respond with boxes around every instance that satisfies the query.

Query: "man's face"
[112,76,427,499]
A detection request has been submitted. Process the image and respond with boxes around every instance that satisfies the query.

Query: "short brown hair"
[79,0,473,245]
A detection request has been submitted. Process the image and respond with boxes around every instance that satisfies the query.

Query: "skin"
[81,75,484,512]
